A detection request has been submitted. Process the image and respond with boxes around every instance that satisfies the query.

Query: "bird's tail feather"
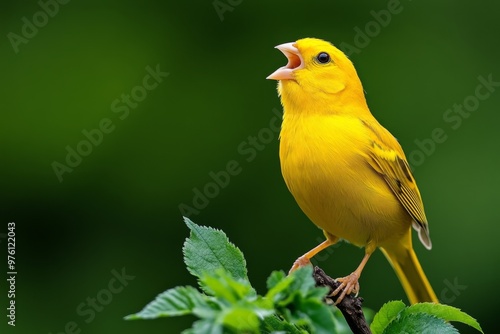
[380,233,438,304]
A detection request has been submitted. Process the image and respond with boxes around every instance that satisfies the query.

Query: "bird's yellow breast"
[280,113,410,247]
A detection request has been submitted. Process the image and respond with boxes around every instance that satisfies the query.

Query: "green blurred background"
[1,0,499,333]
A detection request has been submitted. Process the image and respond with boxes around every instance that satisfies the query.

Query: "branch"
[313,266,371,334]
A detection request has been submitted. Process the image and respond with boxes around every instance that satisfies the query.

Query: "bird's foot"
[329,272,360,304]
[288,256,311,274]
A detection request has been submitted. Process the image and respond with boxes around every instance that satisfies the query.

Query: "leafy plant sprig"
[125,218,483,334]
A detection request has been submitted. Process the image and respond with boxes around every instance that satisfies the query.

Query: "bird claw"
[289,256,311,274]
[328,272,360,304]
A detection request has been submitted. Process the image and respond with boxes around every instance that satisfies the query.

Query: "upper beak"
[266,42,304,80]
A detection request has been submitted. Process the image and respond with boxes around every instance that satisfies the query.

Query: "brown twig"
[313,266,371,334]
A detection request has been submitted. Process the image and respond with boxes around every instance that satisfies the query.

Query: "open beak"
[266,42,304,80]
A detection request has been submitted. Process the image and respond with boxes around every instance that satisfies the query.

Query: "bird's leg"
[289,238,336,274]
[330,251,373,304]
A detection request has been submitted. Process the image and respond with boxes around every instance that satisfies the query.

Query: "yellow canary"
[267,38,438,304]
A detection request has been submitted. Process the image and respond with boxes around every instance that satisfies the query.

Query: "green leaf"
[261,315,306,334]
[220,307,259,332]
[266,267,335,334]
[271,267,318,307]
[404,303,483,333]
[298,299,337,334]
[182,319,223,334]
[266,270,287,290]
[125,286,208,320]
[200,269,255,302]
[288,266,316,295]
[200,269,273,332]
[370,300,406,334]
[383,313,458,334]
[183,217,248,281]
[265,271,294,303]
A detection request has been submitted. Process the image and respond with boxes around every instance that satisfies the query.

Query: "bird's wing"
[362,119,432,249]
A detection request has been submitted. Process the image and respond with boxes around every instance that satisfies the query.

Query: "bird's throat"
[279,80,370,117]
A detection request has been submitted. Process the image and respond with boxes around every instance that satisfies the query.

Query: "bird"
[267,37,438,304]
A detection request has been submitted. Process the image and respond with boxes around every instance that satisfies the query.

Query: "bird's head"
[267,38,366,113]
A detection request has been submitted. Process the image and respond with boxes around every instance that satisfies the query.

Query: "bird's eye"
[316,52,331,64]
